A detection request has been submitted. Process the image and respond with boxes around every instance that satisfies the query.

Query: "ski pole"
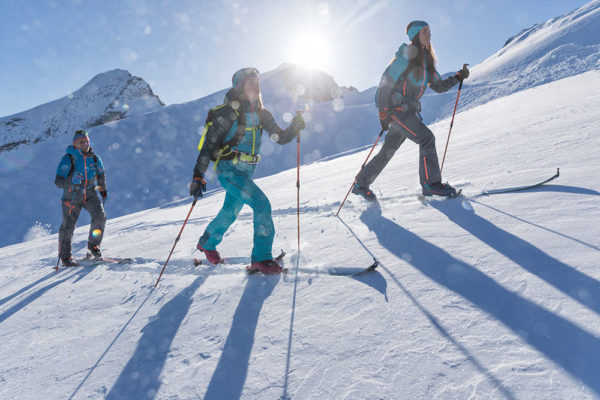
[440,64,468,174]
[336,129,385,216]
[296,111,303,253]
[154,199,197,287]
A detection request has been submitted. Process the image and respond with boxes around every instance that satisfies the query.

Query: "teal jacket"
[376,43,459,113]
[55,145,106,200]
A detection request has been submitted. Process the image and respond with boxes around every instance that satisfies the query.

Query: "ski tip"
[193,258,202,267]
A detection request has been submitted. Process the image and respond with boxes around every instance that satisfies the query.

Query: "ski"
[480,168,559,195]
[286,261,379,277]
[57,256,133,269]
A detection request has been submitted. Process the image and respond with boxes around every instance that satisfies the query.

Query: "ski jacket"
[55,145,106,199]
[193,90,297,178]
[376,43,459,114]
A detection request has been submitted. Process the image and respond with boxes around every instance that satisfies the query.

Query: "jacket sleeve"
[54,154,72,189]
[428,69,459,93]
[95,155,107,191]
[193,107,235,178]
[260,109,297,145]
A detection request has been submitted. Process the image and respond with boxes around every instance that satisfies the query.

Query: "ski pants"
[199,161,274,263]
[357,112,442,188]
[58,188,106,259]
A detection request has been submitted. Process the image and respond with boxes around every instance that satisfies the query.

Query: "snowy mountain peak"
[0,69,164,152]
[262,63,342,101]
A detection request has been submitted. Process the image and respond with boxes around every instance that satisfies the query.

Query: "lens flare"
[92,229,102,237]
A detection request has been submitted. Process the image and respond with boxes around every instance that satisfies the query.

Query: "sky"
[0,0,592,117]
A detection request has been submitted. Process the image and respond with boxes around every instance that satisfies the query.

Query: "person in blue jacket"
[353,20,470,201]
[55,130,108,266]
[190,68,304,274]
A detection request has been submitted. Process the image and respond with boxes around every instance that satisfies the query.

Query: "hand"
[455,64,470,81]
[190,176,207,199]
[99,189,108,203]
[379,110,390,131]
[291,112,305,133]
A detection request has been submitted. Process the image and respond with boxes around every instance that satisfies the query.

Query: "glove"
[291,112,305,133]
[190,176,207,199]
[379,109,390,131]
[99,189,108,203]
[455,65,470,81]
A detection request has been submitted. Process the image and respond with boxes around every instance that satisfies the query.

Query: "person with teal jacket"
[189,68,305,274]
[55,130,108,266]
[353,20,470,201]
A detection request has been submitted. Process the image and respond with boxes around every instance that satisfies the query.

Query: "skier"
[55,130,108,266]
[189,68,305,274]
[353,20,469,201]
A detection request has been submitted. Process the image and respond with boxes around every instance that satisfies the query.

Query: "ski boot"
[61,257,77,267]
[352,183,377,202]
[247,259,282,275]
[88,244,102,259]
[197,243,223,264]
[422,182,458,198]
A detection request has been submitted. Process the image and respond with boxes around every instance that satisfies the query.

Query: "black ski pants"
[58,188,106,260]
[357,112,442,188]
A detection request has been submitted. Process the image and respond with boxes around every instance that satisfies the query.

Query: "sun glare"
[289,31,332,71]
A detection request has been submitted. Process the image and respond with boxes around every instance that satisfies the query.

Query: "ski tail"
[482,168,559,196]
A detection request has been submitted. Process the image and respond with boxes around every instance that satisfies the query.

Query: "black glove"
[190,176,207,199]
[99,189,108,203]
[455,65,470,81]
[379,110,390,131]
[291,113,305,133]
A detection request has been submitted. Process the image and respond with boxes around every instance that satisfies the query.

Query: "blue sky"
[0,0,591,117]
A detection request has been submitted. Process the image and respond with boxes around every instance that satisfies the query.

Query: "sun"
[289,31,332,71]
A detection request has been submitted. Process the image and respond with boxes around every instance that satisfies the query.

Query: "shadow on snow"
[359,203,600,396]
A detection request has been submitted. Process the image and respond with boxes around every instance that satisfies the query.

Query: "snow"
[1,69,599,399]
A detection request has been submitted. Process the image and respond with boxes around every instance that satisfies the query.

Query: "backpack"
[197,104,248,161]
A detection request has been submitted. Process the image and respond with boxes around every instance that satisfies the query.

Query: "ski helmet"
[232,68,259,90]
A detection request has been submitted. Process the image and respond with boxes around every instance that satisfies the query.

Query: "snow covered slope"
[0,69,164,152]
[420,0,600,123]
[0,70,599,399]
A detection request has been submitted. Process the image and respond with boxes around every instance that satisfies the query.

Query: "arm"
[428,69,460,93]
[94,155,107,191]
[193,107,235,177]
[54,154,72,189]
[260,109,299,145]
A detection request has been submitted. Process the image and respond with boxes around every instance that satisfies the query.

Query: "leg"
[217,171,274,263]
[200,191,244,250]
[82,191,106,247]
[390,113,442,185]
[58,199,83,260]
[357,126,406,187]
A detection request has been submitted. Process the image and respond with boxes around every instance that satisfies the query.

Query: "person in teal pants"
[189,68,305,274]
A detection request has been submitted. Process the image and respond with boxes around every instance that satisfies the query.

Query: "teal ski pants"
[199,162,274,263]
